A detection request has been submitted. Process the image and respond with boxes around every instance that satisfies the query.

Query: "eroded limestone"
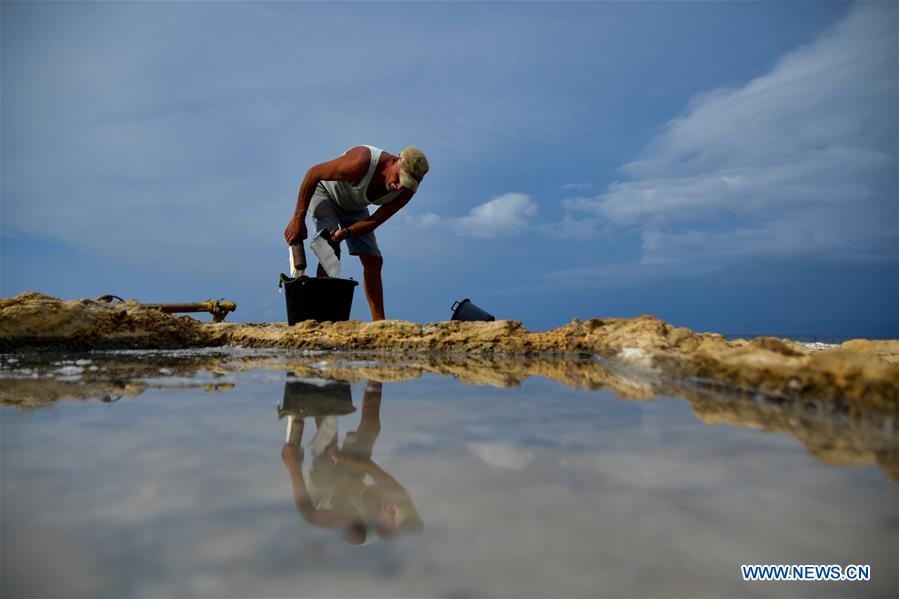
[2,292,897,407]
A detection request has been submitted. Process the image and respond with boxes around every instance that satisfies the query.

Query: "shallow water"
[2,350,897,598]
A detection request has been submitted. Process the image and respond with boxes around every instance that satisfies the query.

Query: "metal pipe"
[143,300,237,323]
[96,296,237,322]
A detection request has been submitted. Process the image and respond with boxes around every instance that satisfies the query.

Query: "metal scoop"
[310,229,341,277]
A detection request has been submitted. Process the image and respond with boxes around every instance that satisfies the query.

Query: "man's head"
[341,521,368,545]
[397,146,429,192]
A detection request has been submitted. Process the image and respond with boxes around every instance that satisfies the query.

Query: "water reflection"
[279,378,422,545]
[1,349,897,483]
[2,359,897,597]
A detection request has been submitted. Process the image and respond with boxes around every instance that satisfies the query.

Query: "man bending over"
[284,145,429,321]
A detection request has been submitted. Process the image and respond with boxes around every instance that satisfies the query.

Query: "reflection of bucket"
[451,298,495,322]
[278,379,356,419]
[279,274,358,324]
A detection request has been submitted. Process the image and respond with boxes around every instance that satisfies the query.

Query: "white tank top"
[319,145,403,211]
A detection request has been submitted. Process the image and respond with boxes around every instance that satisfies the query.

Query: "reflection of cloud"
[467,442,534,471]
[564,2,897,265]
[3,375,897,597]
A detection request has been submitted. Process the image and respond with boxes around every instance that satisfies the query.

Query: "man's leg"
[342,380,381,459]
[340,208,384,320]
[358,381,382,441]
[359,254,385,320]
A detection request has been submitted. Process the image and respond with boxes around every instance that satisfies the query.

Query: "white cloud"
[402,212,441,228]
[536,213,605,241]
[562,182,593,191]
[451,193,537,238]
[0,4,574,269]
[413,193,539,239]
[566,2,897,265]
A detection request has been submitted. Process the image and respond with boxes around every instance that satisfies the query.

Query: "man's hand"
[331,228,349,243]
[331,451,370,467]
[284,216,307,245]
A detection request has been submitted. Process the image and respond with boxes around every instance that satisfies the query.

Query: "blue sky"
[2,1,896,337]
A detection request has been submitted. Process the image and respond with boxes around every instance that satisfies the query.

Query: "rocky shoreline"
[2,291,898,408]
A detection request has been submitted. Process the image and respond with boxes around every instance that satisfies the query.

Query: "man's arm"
[284,146,371,245]
[281,444,350,528]
[332,192,414,242]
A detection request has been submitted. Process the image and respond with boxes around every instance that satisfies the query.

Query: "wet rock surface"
[2,291,898,408]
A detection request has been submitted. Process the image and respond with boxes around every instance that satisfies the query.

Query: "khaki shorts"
[309,184,381,257]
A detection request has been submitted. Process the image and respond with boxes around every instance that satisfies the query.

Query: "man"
[284,145,429,321]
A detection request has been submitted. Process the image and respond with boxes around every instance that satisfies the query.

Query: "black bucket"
[451,298,495,322]
[279,274,359,324]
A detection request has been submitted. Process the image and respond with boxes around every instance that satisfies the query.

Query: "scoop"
[310,229,341,277]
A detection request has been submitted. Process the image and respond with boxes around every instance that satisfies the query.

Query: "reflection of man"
[280,380,422,545]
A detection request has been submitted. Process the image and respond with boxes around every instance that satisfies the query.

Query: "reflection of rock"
[2,292,898,407]
[0,350,249,408]
[875,452,899,484]
[685,386,899,484]
[0,378,146,407]
[278,354,662,400]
